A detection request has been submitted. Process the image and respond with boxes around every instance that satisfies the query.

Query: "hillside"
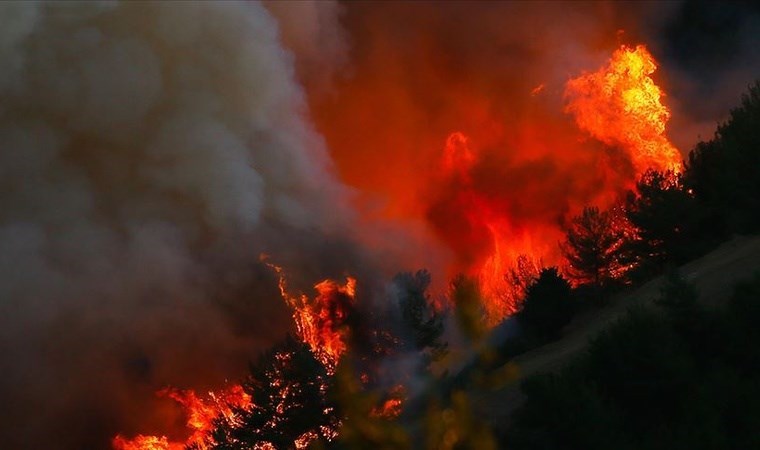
[470,235,760,429]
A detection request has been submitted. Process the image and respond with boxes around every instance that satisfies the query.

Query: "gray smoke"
[0,1,364,448]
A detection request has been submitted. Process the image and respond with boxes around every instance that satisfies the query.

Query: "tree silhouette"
[507,276,760,450]
[507,255,542,306]
[624,170,701,277]
[393,270,447,358]
[517,267,574,341]
[207,336,339,450]
[685,81,760,235]
[561,206,630,290]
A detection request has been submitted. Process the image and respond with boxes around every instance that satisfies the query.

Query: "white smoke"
[0,1,360,447]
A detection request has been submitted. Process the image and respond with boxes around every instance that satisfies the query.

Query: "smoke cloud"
[0,1,365,448]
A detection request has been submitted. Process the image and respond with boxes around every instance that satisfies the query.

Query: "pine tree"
[561,206,630,289]
[207,336,339,450]
[517,268,574,341]
[393,270,447,358]
[624,169,701,276]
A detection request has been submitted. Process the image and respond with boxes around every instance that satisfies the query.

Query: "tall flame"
[437,134,548,323]
[565,44,682,174]
[432,44,680,323]
[262,255,355,370]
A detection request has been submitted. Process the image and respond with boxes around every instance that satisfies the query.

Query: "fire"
[115,41,685,448]
[531,83,545,96]
[161,386,251,448]
[301,278,356,368]
[115,260,354,449]
[435,133,554,323]
[370,385,406,419]
[442,132,477,180]
[371,398,404,419]
[262,255,356,369]
[425,44,681,323]
[565,44,682,174]
[112,435,180,450]
[112,385,251,450]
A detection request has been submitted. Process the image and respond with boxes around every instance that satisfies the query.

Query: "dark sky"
[647,0,760,144]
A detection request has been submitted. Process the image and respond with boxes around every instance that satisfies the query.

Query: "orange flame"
[301,277,356,368]
[112,435,181,450]
[369,385,406,419]
[112,385,251,450]
[438,134,554,323]
[262,255,355,370]
[371,398,404,419]
[565,44,682,174]
[430,44,680,323]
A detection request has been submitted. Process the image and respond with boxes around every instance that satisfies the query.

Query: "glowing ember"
[370,385,406,419]
[262,256,356,369]
[565,44,682,174]
[371,398,404,419]
[112,385,251,450]
[112,435,180,450]
[295,431,320,449]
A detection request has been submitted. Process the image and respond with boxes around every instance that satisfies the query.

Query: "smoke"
[0,1,366,448]
[4,1,760,446]
[262,0,349,96]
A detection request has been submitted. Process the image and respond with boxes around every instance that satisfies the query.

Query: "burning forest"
[2,1,760,449]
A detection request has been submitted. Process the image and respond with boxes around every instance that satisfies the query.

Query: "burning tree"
[506,255,542,306]
[561,206,632,290]
[624,169,699,277]
[262,255,357,370]
[207,336,339,450]
[112,385,252,450]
